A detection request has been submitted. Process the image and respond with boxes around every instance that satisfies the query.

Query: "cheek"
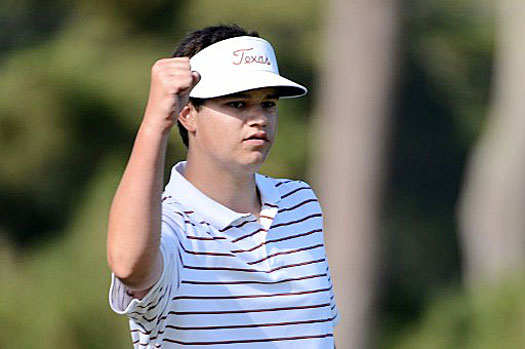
[269,114,278,140]
[198,117,237,150]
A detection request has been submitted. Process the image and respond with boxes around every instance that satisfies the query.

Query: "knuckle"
[152,58,171,72]
[151,62,162,74]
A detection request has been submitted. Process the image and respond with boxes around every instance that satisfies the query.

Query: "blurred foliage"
[0,158,130,347]
[0,0,508,347]
[378,0,495,341]
[384,278,525,349]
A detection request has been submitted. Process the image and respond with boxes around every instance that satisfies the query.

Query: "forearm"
[107,121,169,290]
[107,57,197,290]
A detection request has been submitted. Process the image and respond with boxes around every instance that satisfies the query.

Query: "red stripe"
[167,302,330,316]
[174,211,185,218]
[219,217,257,233]
[264,202,279,208]
[164,316,336,331]
[132,289,166,312]
[231,228,322,254]
[181,273,327,285]
[247,244,324,265]
[271,213,322,229]
[131,285,165,310]
[234,218,257,228]
[281,186,310,199]
[275,180,292,187]
[163,215,220,240]
[231,227,267,243]
[162,219,233,257]
[160,333,333,346]
[135,333,334,347]
[185,235,226,240]
[172,287,331,300]
[230,213,320,245]
[132,316,337,337]
[278,198,318,213]
[178,241,234,257]
[138,303,331,324]
[183,249,234,257]
[183,258,325,274]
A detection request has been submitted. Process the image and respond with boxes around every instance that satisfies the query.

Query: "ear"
[178,103,197,133]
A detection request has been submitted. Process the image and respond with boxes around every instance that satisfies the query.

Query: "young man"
[107,25,339,348]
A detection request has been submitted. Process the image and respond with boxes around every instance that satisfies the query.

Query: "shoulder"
[265,177,318,200]
[261,175,321,211]
[160,193,191,237]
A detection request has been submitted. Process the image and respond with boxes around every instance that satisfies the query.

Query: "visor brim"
[189,70,307,99]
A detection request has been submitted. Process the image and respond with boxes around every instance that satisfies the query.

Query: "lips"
[244,132,269,142]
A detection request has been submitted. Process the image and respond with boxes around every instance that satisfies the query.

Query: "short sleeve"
[325,259,340,327]
[108,218,182,335]
[287,180,339,327]
[304,181,340,327]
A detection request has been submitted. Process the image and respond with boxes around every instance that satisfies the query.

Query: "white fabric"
[110,161,338,348]
[189,36,307,99]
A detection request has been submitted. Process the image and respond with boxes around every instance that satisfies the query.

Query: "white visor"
[189,36,307,99]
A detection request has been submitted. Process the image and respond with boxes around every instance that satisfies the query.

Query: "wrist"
[139,118,173,142]
[141,111,175,136]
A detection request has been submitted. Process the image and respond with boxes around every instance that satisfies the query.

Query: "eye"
[261,101,277,109]
[227,101,246,109]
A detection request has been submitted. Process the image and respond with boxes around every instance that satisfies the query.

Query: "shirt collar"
[164,161,281,232]
[255,172,281,207]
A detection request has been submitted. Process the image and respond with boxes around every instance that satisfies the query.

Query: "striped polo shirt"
[110,161,339,348]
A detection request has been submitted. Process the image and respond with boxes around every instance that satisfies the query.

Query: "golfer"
[107,24,339,348]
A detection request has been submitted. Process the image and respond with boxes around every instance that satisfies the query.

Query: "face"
[185,87,279,175]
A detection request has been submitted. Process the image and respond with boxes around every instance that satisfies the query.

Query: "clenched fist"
[143,57,200,133]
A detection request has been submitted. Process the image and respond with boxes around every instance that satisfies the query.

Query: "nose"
[247,105,269,127]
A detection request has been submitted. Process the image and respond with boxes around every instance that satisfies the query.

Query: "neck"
[183,153,261,217]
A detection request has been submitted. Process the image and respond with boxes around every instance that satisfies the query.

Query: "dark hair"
[172,24,259,147]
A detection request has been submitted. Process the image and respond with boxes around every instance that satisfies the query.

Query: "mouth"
[243,132,269,145]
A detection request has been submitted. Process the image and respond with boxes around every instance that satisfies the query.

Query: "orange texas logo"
[232,48,271,66]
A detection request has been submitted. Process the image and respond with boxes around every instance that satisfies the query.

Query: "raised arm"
[107,57,199,292]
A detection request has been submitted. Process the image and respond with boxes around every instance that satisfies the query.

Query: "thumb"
[178,71,200,101]
[191,71,201,88]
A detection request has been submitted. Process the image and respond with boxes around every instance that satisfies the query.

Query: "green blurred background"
[1,0,523,348]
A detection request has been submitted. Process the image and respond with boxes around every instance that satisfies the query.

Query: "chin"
[238,153,267,172]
